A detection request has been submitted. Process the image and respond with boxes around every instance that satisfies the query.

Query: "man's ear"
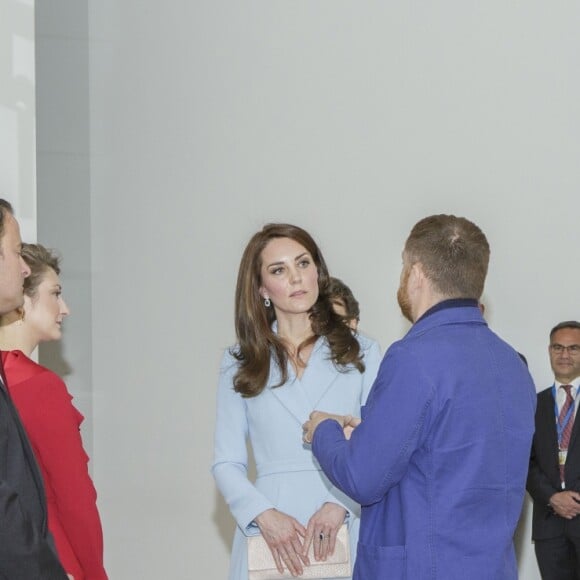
[408,262,425,292]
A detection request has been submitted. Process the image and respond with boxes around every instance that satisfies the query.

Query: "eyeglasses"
[550,344,580,355]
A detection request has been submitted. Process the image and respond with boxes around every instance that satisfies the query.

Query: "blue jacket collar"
[409,298,484,337]
[416,298,479,323]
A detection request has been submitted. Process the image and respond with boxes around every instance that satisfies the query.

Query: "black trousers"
[535,533,580,580]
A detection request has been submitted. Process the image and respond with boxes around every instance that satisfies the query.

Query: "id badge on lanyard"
[559,449,568,466]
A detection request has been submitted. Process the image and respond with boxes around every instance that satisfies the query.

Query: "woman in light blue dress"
[212,224,381,579]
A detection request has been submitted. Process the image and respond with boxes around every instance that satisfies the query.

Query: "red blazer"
[2,351,108,580]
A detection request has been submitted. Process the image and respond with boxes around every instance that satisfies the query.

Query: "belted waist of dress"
[257,458,322,477]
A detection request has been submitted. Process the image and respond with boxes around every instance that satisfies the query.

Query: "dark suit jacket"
[527,386,580,539]
[0,375,68,579]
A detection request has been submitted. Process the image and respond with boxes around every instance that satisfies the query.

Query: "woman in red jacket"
[0,243,107,580]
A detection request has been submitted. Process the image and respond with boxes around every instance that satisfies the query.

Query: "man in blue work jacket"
[304,214,536,579]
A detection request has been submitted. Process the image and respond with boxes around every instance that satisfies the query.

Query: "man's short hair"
[0,199,14,241]
[550,321,580,340]
[405,214,490,299]
[328,277,360,321]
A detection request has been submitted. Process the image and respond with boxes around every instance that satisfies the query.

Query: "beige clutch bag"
[247,523,350,579]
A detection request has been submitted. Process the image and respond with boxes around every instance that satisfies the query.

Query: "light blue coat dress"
[212,334,381,580]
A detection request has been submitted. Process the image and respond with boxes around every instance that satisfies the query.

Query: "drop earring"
[264,297,271,307]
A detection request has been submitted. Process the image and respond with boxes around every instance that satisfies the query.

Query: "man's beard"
[397,268,413,322]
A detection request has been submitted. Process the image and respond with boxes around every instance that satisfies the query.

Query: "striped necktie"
[559,384,575,483]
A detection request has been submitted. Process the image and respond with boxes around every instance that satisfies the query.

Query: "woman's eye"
[298,259,310,268]
[270,267,283,275]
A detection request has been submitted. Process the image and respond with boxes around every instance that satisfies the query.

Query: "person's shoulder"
[379,336,418,371]
[2,350,52,385]
[28,365,69,400]
[355,331,379,352]
[4,353,72,411]
[537,385,553,399]
[3,349,41,370]
[219,345,241,373]
[355,331,375,346]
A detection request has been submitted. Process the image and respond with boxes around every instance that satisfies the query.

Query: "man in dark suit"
[528,320,580,580]
[0,199,69,579]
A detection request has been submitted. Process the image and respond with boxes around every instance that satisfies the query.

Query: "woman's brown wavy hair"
[232,223,364,398]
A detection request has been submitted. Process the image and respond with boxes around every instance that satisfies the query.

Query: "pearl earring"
[264,297,271,307]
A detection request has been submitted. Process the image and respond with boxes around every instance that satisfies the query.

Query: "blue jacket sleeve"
[321,336,382,513]
[313,342,435,506]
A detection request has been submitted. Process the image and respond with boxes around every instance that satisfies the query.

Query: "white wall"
[0,0,36,240]
[35,1,580,578]
[34,0,94,455]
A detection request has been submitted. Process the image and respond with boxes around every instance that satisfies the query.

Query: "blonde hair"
[21,243,61,298]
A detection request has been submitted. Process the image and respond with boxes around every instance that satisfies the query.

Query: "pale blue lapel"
[267,362,312,425]
[267,338,342,423]
[301,339,343,408]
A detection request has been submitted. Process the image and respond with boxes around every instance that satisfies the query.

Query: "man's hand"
[549,491,580,519]
[302,412,359,444]
[343,416,361,440]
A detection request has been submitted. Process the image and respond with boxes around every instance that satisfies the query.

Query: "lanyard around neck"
[552,384,576,446]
